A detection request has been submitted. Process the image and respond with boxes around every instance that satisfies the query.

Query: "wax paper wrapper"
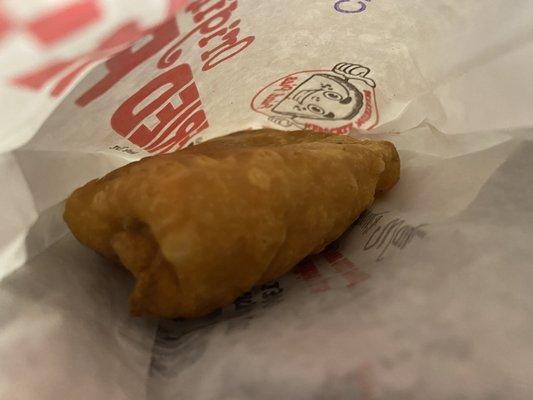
[1,1,533,399]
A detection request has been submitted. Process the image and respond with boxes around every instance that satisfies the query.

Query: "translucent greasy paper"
[1,1,533,399]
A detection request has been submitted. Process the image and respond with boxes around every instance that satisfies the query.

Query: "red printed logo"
[12,20,149,98]
[8,0,190,98]
[93,0,255,154]
[0,0,102,46]
[110,62,208,154]
[252,62,379,134]
[10,0,254,155]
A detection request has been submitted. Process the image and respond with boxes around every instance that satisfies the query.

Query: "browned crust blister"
[64,129,400,318]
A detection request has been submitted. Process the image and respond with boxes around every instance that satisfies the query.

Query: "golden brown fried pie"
[64,129,400,318]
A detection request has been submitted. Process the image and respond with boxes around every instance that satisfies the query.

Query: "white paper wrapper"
[1,1,533,399]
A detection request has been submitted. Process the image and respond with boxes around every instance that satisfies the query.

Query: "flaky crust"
[64,130,400,318]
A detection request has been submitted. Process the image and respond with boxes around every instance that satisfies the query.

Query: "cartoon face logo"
[272,74,364,120]
[252,62,378,134]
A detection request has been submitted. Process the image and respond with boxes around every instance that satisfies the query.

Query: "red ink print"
[323,248,370,288]
[12,20,148,97]
[295,259,331,293]
[111,63,208,153]
[76,18,179,106]
[167,0,189,16]
[27,0,101,46]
